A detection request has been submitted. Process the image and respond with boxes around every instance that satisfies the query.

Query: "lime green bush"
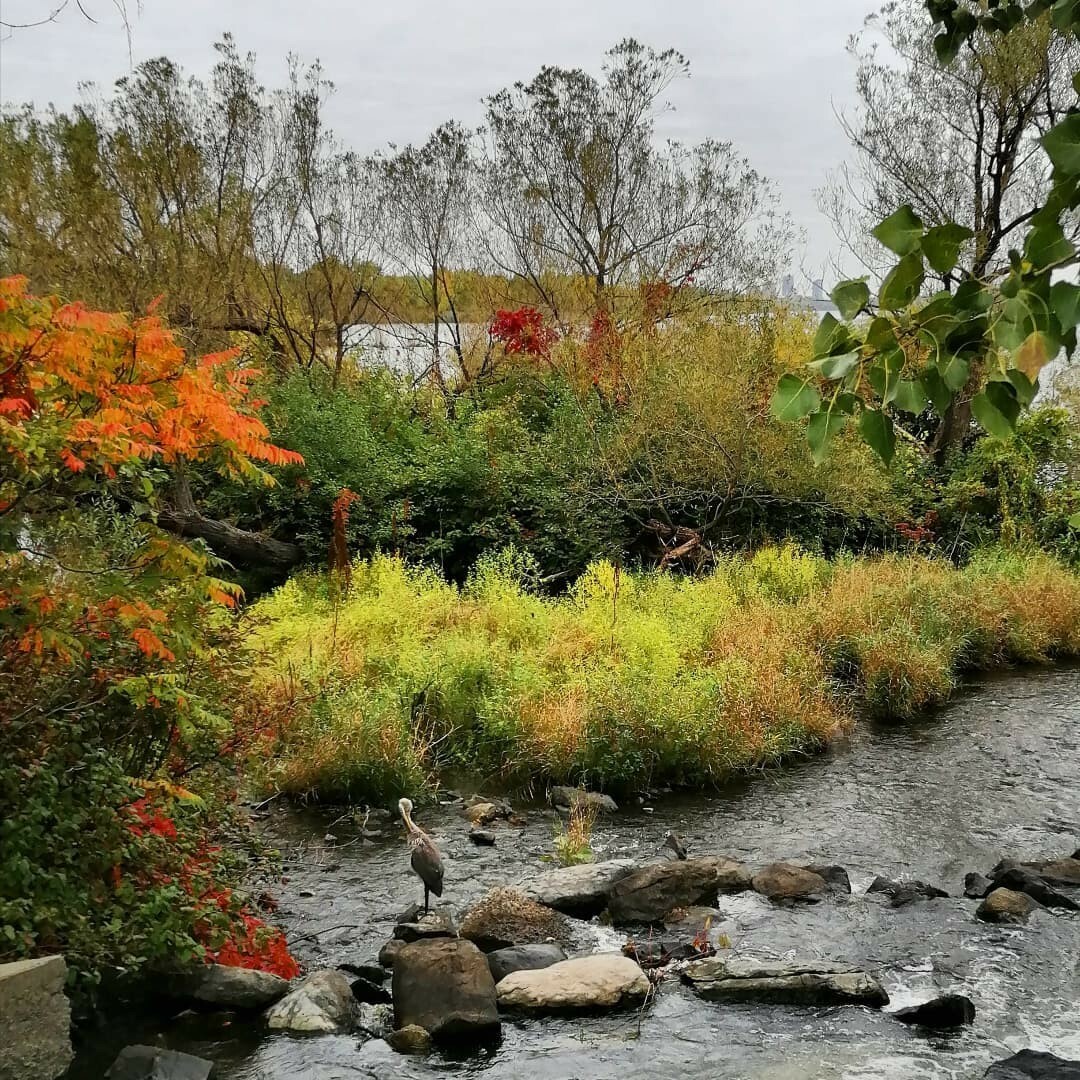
[242,545,1080,799]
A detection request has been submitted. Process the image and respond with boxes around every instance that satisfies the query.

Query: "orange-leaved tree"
[0,276,304,1000]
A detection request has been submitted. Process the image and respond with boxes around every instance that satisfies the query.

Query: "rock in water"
[179,964,290,1008]
[378,938,406,968]
[965,872,993,899]
[892,993,975,1028]
[977,887,1039,924]
[106,1046,213,1080]
[466,802,498,826]
[487,944,568,984]
[469,828,496,846]
[459,887,570,952]
[393,908,457,943]
[803,864,852,894]
[392,939,500,1043]
[349,976,392,1005]
[867,876,949,907]
[983,1050,1080,1078]
[682,958,889,1007]
[387,1024,433,1055]
[265,969,357,1033]
[339,962,388,984]
[496,954,650,1012]
[751,863,828,902]
[1018,857,1080,888]
[521,859,637,916]
[548,786,618,814]
[356,1003,393,1041]
[991,868,1079,911]
[0,955,73,1080]
[608,857,751,925]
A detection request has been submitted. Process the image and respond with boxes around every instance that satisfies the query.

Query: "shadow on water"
[69,666,1080,1079]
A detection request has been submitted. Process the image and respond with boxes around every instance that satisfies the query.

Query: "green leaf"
[922,223,974,275]
[1042,114,1080,175]
[771,374,821,421]
[807,402,851,465]
[1051,280,1080,332]
[971,381,1021,439]
[1005,369,1038,406]
[879,252,925,310]
[953,280,993,313]
[812,313,846,358]
[859,408,896,465]
[1025,221,1075,269]
[830,279,870,320]
[808,351,860,380]
[865,316,899,352]
[892,379,929,415]
[919,366,952,417]
[938,353,971,392]
[867,349,905,405]
[872,205,924,256]
[1069,511,1080,529]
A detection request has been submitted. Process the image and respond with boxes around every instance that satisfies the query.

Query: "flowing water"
[70,666,1080,1079]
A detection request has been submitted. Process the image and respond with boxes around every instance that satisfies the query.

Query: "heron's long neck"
[401,807,419,836]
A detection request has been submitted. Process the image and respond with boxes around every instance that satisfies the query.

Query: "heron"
[398,797,444,914]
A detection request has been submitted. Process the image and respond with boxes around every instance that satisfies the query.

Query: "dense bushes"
[240,545,1080,802]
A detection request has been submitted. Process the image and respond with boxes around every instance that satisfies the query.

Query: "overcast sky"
[0,0,882,280]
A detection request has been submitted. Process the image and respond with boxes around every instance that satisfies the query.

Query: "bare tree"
[820,0,1079,287]
[481,39,791,321]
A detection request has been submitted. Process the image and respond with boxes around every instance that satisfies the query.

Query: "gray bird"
[398,797,444,914]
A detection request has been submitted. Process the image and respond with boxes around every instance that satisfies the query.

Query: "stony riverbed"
[70,666,1080,1079]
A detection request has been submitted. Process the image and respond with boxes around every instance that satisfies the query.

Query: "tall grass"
[241,545,1080,801]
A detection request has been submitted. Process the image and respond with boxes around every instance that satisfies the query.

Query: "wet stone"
[106,1045,213,1080]
[991,867,1079,911]
[983,1050,1080,1078]
[892,993,976,1028]
[487,943,568,984]
[387,1024,432,1055]
[469,828,497,846]
[339,962,387,984]
[803,864,852,894]
[965,872,994,899]
[393,907,457,943]
[265,969,357,1033]
[549,786,619,814]
[682,957,889,1008]
[751,862,828,902]
[867,876,949,907]
[608,856,751,925]
[978,887,1039,924]
[496,954,650,1012]
[349,976,392,1005]
[521,858,636,916]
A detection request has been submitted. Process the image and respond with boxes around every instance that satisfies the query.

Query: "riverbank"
[241,545,1080,802]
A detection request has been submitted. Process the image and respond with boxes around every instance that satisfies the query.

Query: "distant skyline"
[0,0,882,281]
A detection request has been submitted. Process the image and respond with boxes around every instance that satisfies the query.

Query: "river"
[70,666,1080,1078]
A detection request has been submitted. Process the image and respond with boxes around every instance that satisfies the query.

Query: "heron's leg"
[424,884,430,914]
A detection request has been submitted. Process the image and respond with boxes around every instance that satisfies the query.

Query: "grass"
[239,544,1080,802]
[551,802,599,866]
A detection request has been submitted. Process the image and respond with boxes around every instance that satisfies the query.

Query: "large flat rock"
[0,955,73,1080]
[521,859,637,916]
[496,953,650,1011]
[682,957,889,1007]
[608,857,751,925]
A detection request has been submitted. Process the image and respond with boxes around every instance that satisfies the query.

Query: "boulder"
[349,976,392,1005]
[1022,857,1080,887]
[265,969,357,1033]
[106,1046,213,1080]
[356,1002,393,1041]
[0,955,73,1080]
[984,1050,1080,1078]
[379,938,406,968]
[339,962,387,984]
[991,868,1079,911]
[393,908,457,943]
[469,829,496,846]
[549,786,618,814]
[751,863,827,902]
[608,857,751,925]
[179,964,289,1009]
[392,938,500,1043]
[867,876,949,907]
[465,794,513,818]
[487,944,568,984]
[891,993,975,1028]
[803,864,852,894]
[682,958,889,1007]
[387,1024,432,1055]
[466,802,498,826]
[459,887,571,952]
[521,859,636,916]
[496,954,650,1012]
[977,887,1039,924]
[965,872,994,899]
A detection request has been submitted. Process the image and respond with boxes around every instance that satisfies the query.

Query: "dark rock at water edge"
[965,872,994,899]
[170,964,289,1009]
[549,786,618,814]
[379,938,406,968]
[1015,857,1080,888]
[487,943,568,984]
[339,962,388,984]
[682,957,889,1007]
[977,887,1039,924]
[469,828,497,846]
[107,1045,214,1080]
[867,876,949,906]
[622,936,712,969]
[984,1050,1080,1078]
[521,858,636,916]
[608,856,751,925]
[392,938,501,1044]
[891,993,975,1028]
[803,864,852,894]
[393,907,457,943]
[349,976,392,1005]
[991,867,1079,910]
[751,862,827,902]
[387,1024,432,1055]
